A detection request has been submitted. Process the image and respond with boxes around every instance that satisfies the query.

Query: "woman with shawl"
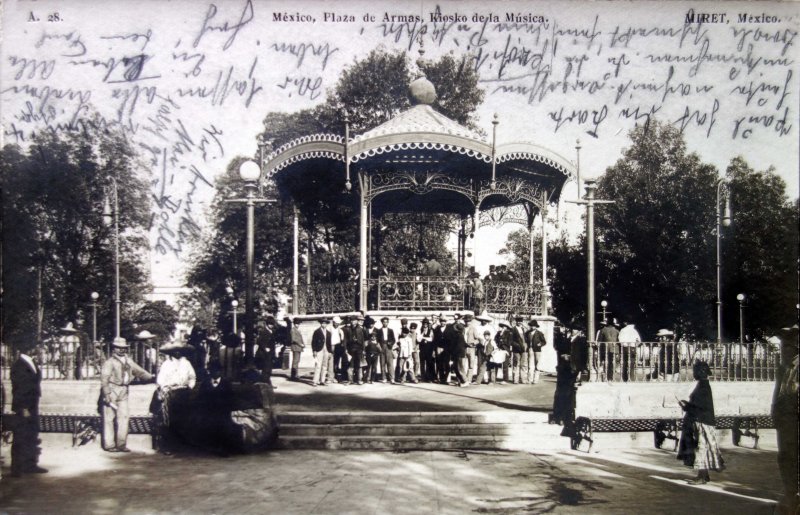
[677,361,725,484]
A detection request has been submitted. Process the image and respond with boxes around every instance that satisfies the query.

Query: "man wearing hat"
[463,313,481,384]
[344,314,368,385]
[375,317,397,383]
[330,316,347,383]
[58,322,81,380]
[9,337,47,477]
[433,314,450,384]
[286,317,305,381]
[495,321,514,383]
[100,337,154,452]
[596,319,619,381]
[508,316,527,383]
[135,330,159,375]
[526,320,547,384]
[311,318,331,386]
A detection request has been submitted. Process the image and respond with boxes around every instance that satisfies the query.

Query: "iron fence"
[1,340,158,381]
[586,340,781,383]
[372,276,465,311]
[297,281,359,314]
[483,282,544,316]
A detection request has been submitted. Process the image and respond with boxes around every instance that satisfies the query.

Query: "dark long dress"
[677,379,724,470]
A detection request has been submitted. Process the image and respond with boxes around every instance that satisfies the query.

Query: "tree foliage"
[500,120,798,340]
[722,157,798,337]
[134,300,179,342]
[1,127,151,346]
[594,121,719,339]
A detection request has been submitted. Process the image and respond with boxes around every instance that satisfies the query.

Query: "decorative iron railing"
[1,340,158,381]
[483,282,544,316]
[371,276,465,311]
[586,340,781,383]
[297,281,358,314]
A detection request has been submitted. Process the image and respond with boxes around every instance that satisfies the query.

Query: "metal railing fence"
[586,340,780,383]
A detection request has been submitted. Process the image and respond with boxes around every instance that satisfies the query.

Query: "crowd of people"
[304,312,547,387]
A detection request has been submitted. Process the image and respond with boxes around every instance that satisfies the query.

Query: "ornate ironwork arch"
[367,170,475,204]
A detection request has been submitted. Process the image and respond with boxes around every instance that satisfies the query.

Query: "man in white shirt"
[618,320,641,382]
[463,313,481,383]
[328,316,344,383]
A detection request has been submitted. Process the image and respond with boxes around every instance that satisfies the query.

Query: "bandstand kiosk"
[260,58,576,372]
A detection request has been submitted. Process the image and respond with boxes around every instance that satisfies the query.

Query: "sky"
[2,0,798,289]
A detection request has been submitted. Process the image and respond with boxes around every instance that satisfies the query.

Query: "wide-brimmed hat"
[498,321,511,328]
[463,313,474,321]
[528,320,540,327]
[159,341,192,354]
[135,330,156,340]
[656,329,674,337]
[331,315,342,324]
[112,337,129,348]
[476,314,492,323]
[60,322,78,333]
[780,324,799,334]
[320,317,330,324]
[355,314,365,320]
[514,315,524,321]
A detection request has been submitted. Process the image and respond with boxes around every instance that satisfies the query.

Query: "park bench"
[571,382,774,452]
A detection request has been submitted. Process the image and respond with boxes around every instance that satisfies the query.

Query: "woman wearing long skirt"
[677,361,725,484]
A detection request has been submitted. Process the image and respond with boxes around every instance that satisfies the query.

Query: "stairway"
[276,411,569,451]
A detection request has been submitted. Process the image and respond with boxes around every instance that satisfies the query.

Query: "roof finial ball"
[409,37,437,105]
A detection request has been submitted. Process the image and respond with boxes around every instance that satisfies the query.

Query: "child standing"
[364,334,381,384]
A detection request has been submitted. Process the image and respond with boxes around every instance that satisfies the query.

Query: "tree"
[134,300,179,342]
[594,120,719,339]
[1,126,151,346]
[186,48,485,320]
[498,228,586,327]
[722,157,799,338]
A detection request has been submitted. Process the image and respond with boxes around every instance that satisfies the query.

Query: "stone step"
[280,422,560,437]
[277,411,550,425]
[277,434,569,451]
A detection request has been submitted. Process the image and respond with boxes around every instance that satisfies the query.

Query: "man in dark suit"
[311,319,330,386]
[374,317,396,383]
[596,318,619,381]
[509,316,527,383]
[10,338,47,477]
[344,315,367,384]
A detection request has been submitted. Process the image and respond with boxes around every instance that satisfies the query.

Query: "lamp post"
[716,178,732,344]
[600,300,608,322]
[736,293,745,345]
[226,160,275,365]
[230,299,240,335]
[90,292,99,342]
[102,177,121,338]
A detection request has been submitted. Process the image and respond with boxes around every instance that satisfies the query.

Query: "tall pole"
[716,178,732,344]
[359,175,368,311]
[113,178,121,338]
[586,181,596,344]
[245,185,255,362]
[737,294,745,345]
[292,205,299,315]
[90,292,99,342]
[528,219,535,285]
[541,189,549,316]
[567,178,613,374]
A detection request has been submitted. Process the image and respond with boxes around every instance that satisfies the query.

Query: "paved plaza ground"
[1,373,787,514]
[0,433,783,514]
